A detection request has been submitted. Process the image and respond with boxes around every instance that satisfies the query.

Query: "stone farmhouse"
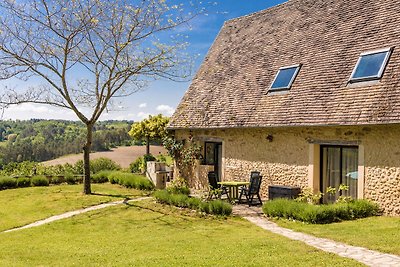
[168,0,400,215]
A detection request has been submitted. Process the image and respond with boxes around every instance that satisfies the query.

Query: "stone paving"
[3,196,151,233]
[233,205,400,267]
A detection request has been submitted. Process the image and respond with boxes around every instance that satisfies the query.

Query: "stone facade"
[174,124,400,216]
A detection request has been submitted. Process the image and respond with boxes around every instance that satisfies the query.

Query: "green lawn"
[0,200,362,266]
[0,183,149,232]
[274,216,400,255]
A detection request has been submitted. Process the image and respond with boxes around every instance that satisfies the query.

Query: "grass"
[274,216,400,255]
[0,183,149,232]
[0,200,362,266]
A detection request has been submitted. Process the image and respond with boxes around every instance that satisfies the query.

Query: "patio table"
[218,181,250,201]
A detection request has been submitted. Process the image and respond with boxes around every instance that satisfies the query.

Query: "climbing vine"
[163,135,202,169]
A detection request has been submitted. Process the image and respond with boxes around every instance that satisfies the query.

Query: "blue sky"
[2,0,286,121]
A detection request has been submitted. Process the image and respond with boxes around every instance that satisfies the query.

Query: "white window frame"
[269,64,302,92]
[349,47,393,83]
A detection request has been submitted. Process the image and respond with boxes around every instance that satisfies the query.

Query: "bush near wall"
[262,199,380,224]
[128,154,156,173]
[154,190,232,216]
[107,172,154,190]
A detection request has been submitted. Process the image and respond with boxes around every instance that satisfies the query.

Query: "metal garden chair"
[207,172,231,201]
[238,173,263,206]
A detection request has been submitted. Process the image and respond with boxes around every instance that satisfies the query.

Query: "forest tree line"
[0,119,132,166]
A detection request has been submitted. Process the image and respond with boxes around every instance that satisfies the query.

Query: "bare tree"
[0,0,203,194]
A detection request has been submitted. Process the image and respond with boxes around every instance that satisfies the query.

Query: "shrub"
[65,173,76,185]
[167,177,190,195]
[51,176,64,185]
[128,154,156,173]
[90,158,121,174]
[74,160,84,175]
[295,188,323,205]
[199,201,210,214]
[348,199,380,218]
[1,161,38,176]
[156,154,173,166]
[31,176,49,187]
[157,154,167,163]
[0,176,17,190]
[92,171,111,183]
[208,200,233,216]
[16,177,31,188]
[154,190,232,216]
[169,193,190,208]
[75,175,84,184]
[263,198,380,224]
[153,190,171,204]
[128,158,142,173]
[108,172,120,184]
[188,197,202,210]
[108,171,154,190]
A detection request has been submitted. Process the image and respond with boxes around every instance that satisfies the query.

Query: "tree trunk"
[83,123,93,194]
[146,136,150,155]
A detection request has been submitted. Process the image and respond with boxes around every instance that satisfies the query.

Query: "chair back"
[250,171,261,179]
[249,175,262,194]
[208,172,220,190]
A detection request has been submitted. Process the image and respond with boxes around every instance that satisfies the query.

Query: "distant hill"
[0,119,134,166]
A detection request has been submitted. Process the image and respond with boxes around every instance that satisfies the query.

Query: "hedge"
[154,190,232,216]
[262,198,380,224]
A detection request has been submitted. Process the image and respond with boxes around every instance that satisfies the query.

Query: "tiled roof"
[169,0,400,129]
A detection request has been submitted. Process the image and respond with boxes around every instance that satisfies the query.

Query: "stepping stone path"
[3,197,151,233]
[233,205,400,267]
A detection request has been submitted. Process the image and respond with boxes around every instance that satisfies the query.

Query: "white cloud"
[156,104,175,116]
[138,103,147,108]
[8,103,50,113]
[4,103,79,121]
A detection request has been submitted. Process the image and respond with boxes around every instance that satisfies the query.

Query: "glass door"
[204,142,223,182]
[321,146,358,203]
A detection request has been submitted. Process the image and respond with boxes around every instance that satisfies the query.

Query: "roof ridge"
[224,1,290,25]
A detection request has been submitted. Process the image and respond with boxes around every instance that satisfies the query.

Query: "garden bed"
[263,198,380,224]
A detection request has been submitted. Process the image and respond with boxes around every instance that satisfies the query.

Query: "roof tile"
[169,0,400,129]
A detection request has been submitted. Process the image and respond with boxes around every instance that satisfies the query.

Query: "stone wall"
[174,125,400,216]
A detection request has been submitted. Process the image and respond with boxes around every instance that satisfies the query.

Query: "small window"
[350,48,392,82]
[270,64,301,91]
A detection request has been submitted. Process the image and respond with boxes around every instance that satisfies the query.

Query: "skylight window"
[350,48,392,82]
[270,64,301,91]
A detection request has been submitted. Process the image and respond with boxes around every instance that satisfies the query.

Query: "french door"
[320,146,358,203]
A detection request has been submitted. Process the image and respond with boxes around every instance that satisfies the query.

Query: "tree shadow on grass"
[123,201,192,227]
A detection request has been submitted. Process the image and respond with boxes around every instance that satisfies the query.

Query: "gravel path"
[233,205,400,267]
[3,197,151,233]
